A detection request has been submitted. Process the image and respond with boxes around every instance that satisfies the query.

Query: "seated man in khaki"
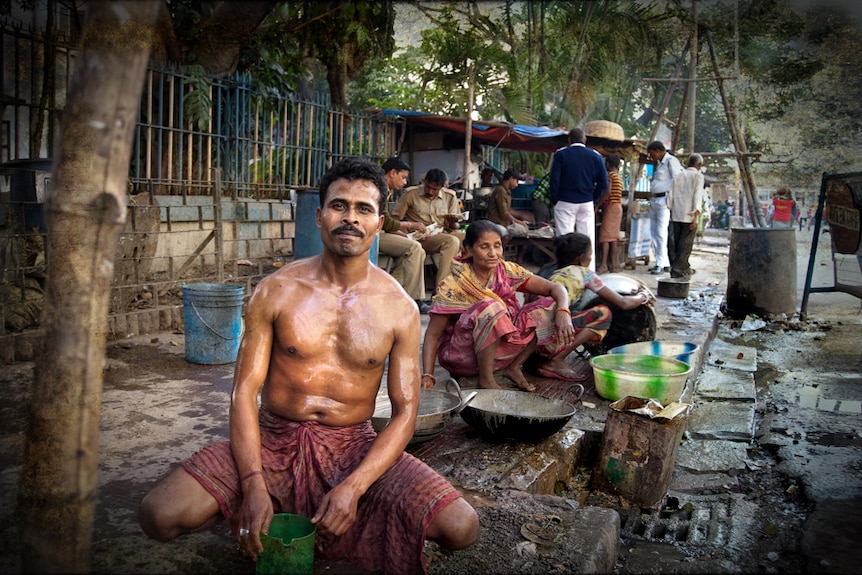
[392,168,464,287]
[380,157,430,313]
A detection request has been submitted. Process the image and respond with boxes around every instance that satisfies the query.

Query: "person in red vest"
[771,187,798,229]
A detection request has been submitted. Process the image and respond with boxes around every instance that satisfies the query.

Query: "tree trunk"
[19,2,160,572]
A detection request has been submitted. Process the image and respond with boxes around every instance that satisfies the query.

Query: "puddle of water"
[795,385,862,414]
[797,386,819,409]
[819,398,839,411]
[806,431,862,447]
[838,400,862,414]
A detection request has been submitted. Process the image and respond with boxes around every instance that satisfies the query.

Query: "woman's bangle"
[422,373,436,385]
[240,470,263,482]
[556,308,570,314]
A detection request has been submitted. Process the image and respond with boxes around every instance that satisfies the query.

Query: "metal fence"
[130,67,397,198]
[1,17,401,362]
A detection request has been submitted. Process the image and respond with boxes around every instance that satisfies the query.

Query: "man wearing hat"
[380,157,431,313]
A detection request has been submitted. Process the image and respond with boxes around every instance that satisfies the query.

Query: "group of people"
[138,156,652,574]
[641,141,706,279]
[379,158,465,314]
[543,128,626,275]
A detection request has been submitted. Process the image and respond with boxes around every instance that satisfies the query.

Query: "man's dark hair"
[318,157,387,211]
[502,168,520,181]
[424,168,448,186]
[568,127,586,145]
[646,140,666,152]
[605,154,621,170]
[381,156,411,173]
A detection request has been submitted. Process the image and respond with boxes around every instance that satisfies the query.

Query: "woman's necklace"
[469,264,491,288]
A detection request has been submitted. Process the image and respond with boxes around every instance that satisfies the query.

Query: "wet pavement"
[1,228,860,574]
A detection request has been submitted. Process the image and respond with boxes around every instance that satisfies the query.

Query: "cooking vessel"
[371,379,477,444]
[657,277,690,298]
[571,272,657,355]
[459,386,582,442]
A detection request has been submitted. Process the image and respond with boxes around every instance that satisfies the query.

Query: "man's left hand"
[310,483,361,537]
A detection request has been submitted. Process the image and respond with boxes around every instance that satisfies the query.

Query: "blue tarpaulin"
[380,109,569,153]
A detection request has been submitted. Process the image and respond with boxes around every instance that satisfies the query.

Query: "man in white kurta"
[666,153,705,279]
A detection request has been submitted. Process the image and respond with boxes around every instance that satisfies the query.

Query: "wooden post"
[464,62,476,190]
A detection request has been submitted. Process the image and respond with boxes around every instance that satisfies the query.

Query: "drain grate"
[618,494,732,546]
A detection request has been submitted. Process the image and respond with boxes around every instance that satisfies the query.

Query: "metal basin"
[607,340,700,366]
[372,379,475,444]
[459,389,579,442]
[590,353,692,405]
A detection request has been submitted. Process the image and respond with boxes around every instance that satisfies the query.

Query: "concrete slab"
[706,338,757,371]
[410,419,586,495]
[687,401,755,441]
[676,439,749,474]
[695,365,756,402]
[669,469,740,494]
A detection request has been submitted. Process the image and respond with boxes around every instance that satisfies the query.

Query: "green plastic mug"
[256,513,316,575]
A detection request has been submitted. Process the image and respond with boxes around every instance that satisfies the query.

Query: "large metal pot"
[459,387,582,442]
[372,379,476,444]
[575,273,658,355]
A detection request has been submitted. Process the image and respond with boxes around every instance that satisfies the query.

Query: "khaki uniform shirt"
[392,185,461,227]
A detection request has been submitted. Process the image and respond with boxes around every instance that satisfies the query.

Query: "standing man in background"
[549,127,608,271]
[379,157,431,313]
[646,140,683,275]
[666,153,705,279]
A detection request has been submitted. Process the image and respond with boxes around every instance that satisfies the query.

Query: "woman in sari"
[421,220,582,392]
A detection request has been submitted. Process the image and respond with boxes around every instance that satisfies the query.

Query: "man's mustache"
[332,224,364,237]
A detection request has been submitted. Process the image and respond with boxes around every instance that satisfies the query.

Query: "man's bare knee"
[138,467,220,542]
[428,498,479,550]
[139,491,177,542]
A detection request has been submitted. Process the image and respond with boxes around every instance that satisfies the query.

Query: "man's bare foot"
[597,265,608,274]
[501,367,536,392]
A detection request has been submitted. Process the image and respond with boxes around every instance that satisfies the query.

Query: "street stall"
[375,111,648,269]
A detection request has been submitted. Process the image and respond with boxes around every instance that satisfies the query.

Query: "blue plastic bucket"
[294,189,379,265]
[182,283,245,364]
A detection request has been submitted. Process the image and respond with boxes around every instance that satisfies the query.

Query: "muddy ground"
[1,228,860,574]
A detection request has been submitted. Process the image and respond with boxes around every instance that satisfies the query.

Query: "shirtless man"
[139,157,478,573]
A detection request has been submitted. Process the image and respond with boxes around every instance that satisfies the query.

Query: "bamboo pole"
[705,29,765,227]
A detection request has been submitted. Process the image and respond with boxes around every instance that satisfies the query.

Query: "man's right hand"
[235,478,274,561]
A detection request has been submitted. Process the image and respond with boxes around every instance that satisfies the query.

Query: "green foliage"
[183,65,213,131]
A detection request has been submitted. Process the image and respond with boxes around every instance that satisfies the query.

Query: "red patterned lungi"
[182,406,460,575]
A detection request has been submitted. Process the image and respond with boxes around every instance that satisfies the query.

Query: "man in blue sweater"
[549,127,608,271]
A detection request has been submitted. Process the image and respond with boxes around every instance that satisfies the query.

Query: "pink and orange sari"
[429,259,559,376]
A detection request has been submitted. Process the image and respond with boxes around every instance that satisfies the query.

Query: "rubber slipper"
[536,367,587,382]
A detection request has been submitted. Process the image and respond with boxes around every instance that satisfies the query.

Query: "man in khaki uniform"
[379,157,430,313]
[392,168,464,286]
